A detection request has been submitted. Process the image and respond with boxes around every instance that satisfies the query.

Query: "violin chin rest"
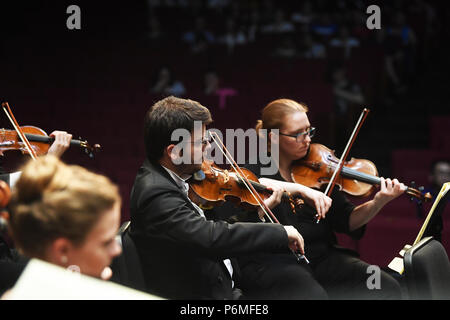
[192,170,206,181]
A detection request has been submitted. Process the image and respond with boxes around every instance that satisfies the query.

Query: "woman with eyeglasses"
[214,98,405,299]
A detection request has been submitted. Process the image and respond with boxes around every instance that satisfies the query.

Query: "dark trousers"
[237,253,328,300]
[237,250,402,300]
[312,249,403,300]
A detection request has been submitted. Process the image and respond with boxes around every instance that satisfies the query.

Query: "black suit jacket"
[129,160,290,299]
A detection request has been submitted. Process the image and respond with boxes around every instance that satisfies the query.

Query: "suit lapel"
[142,160,202,215]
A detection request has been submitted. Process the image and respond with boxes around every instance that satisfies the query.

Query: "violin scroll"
[78,137,101,158]
[407,181,432,204]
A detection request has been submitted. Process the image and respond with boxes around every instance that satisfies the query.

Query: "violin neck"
[340,166,381,186]
[238,179,291,201]
[24,133,82,146]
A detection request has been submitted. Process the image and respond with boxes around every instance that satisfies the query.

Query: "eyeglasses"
[279,127,316,143]
[190,138,210,147]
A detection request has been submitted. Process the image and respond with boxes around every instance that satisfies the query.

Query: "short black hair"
[144,96,212,164]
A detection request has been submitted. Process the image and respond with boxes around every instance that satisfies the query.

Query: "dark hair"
[144,96,213,164]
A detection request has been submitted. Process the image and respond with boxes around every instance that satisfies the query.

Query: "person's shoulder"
[133,161,178,195]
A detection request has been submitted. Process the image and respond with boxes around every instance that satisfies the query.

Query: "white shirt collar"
[161,166,191,193]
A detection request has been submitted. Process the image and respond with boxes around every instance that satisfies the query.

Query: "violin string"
[329,162,381,185]
[208,131,275,224]
[2,104,37,161]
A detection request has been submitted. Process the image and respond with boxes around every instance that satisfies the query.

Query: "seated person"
[1,155,122,295]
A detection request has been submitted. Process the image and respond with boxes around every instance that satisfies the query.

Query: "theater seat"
[110,221,146,292]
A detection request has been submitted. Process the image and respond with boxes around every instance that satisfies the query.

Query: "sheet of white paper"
[6,259,163,300]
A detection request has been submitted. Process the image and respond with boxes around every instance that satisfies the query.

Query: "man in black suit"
[129,96,306,299]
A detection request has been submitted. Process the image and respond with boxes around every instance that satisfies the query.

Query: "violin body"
[292,144,378,197]
[0,180,11,234]
[189,160,272,211]
[0,126,50,156]
[0,125,101,158]
[292,143,432,203]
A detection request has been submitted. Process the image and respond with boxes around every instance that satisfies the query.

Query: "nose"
[304,134,312,144]
[203,140,211,152]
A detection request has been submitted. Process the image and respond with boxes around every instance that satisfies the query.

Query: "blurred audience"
[182,17,215,54]
[150,67,186,97]
[329,26,360,59]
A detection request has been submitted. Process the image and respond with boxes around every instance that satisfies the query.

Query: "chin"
[189,162,203,174]
[296,150,308,160]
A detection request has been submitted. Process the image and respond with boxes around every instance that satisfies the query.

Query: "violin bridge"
[223,170,229,183]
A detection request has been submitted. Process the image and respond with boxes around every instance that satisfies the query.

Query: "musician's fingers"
[385,178,393,189]
[379,177,386,191]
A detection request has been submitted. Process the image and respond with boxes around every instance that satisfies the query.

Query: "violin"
[189,160,303,211]
[0,126,101,158]
[0,180,11,234]
[190,131,309,262]
[291,143,432,203]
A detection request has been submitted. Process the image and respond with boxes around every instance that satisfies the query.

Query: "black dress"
[0,237,28,296]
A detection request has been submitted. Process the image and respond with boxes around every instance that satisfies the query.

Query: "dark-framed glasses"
[279,127,316,143]
[190,138,210,147]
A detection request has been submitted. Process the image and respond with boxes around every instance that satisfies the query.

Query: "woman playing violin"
[224,98,405,299]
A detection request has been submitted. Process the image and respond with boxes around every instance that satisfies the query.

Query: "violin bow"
[1,102,38,161]
[316,108,370,223]
[208,131,309,263]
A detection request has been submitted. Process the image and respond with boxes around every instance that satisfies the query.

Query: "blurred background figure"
[203,70,237,109]
[329,26,360,59]
[219,18,247,55]
[420,159,450,242]
[150,66,186,97]
[327,63,365,153]
[182,16,215,54]
[300,33,326,59]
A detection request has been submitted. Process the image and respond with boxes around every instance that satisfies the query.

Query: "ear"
[48,237,73,267]
[167,144,183,163]
[269,131,278,146]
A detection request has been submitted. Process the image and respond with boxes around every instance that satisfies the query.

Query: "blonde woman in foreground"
[1,155,122,297]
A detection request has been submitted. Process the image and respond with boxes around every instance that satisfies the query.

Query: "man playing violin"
[129,95,311,300]
[216,98,405,299]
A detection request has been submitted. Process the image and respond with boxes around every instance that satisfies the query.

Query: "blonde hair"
[9,155,121,258]
[255,98,309,134]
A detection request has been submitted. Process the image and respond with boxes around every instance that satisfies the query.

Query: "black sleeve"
[327,188,366,239]
[204,201,261,223]
[134,187,289,259]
